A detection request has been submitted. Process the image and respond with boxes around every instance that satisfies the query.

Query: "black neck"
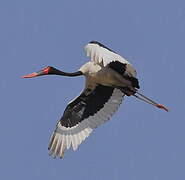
[51,68,83,77]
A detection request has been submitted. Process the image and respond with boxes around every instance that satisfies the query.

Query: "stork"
[22,41,168,158]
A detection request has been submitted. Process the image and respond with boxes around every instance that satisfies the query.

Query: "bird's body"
[22,41,168,158]
[80,61,132,89]
[80,42,139,94]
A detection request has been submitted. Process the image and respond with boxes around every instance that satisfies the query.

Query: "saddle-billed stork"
[22,41,168,158]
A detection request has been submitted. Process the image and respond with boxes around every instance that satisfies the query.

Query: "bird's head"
[21,66,59,78]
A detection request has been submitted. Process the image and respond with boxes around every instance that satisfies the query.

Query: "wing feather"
[84,41,137,77]
[48,87,124,158]
[84,41,129,66]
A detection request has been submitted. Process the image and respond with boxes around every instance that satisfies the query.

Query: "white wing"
[84,41,130,66]
[84,41,137,77]
[48,86,125,158]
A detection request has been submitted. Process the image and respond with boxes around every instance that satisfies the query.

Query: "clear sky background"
[0,0,184,179]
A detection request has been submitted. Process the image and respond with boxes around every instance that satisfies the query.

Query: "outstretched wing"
[48,84,125,158]
[84,41,139,88]
[84,41,137,78]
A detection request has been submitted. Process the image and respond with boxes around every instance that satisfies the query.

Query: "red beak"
[22,67,51,78]
[21,72,40,78]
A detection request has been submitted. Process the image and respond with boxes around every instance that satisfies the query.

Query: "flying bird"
[22,41,168,158]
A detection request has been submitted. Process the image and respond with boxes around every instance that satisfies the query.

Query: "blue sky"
[0,0,185,179]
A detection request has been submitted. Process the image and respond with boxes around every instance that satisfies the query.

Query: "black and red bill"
[21,72,39,78]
